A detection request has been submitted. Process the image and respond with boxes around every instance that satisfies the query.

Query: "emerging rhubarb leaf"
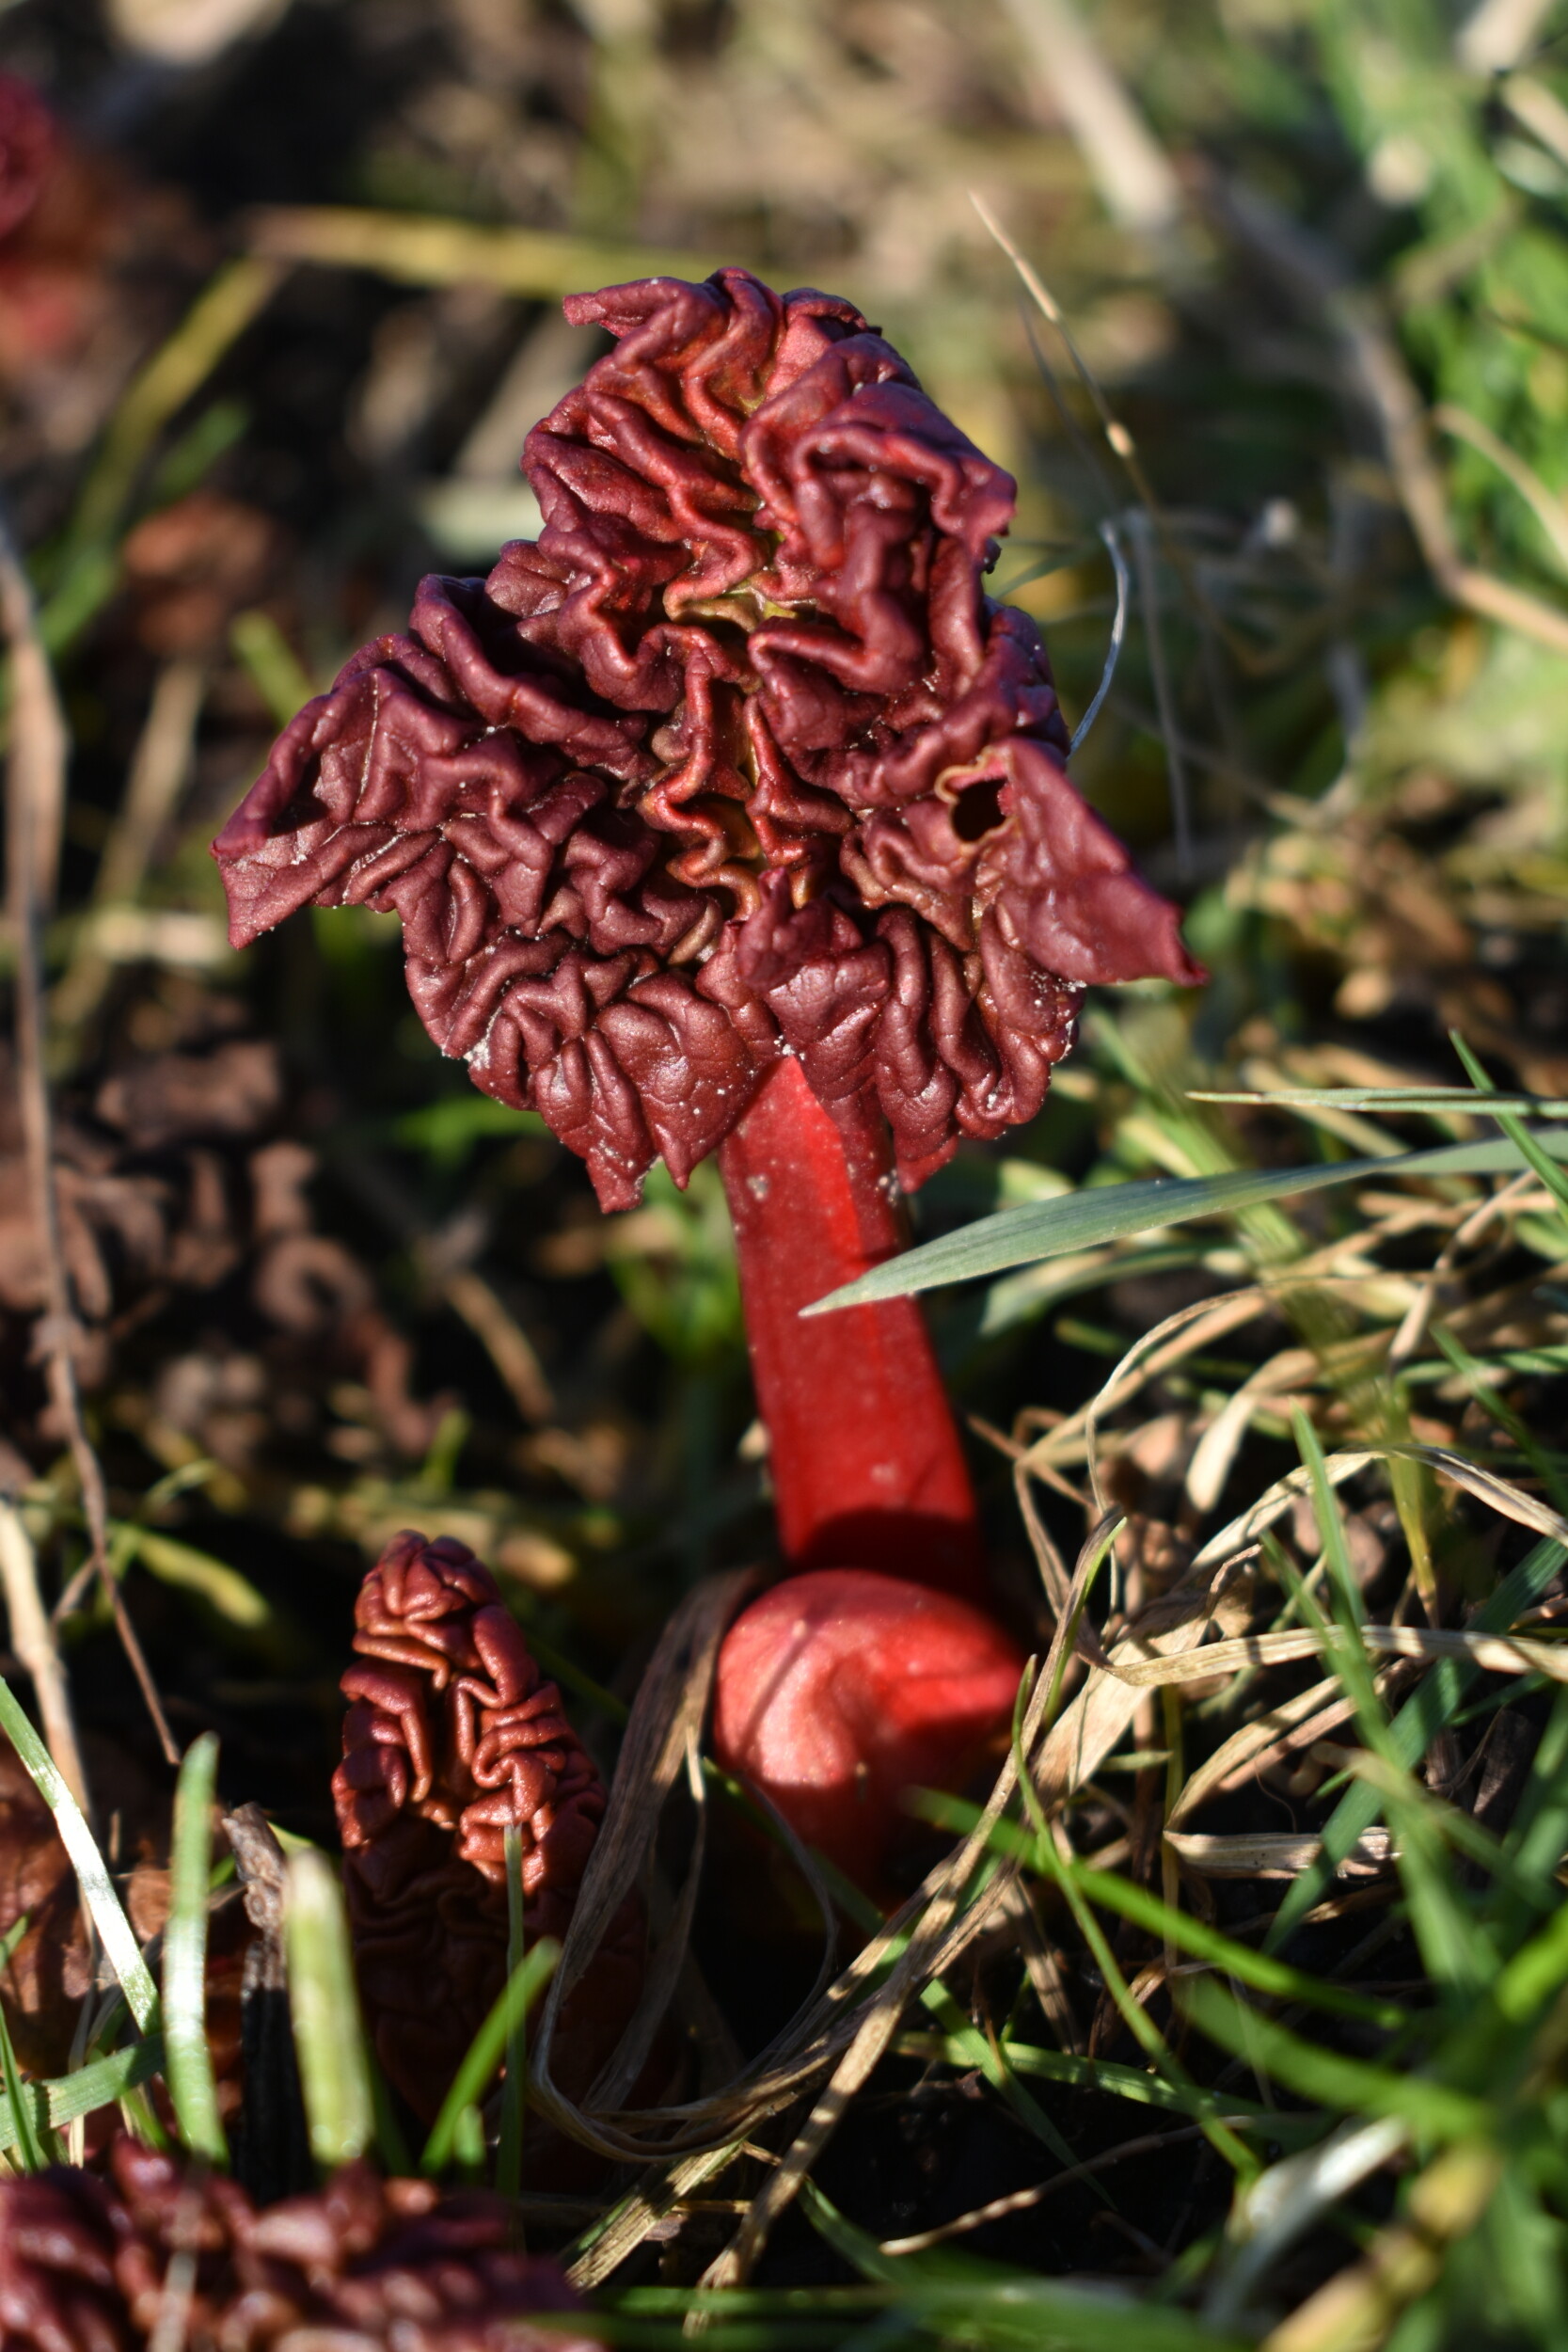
[214,268,1200,1213]
[331,1531,642,2130]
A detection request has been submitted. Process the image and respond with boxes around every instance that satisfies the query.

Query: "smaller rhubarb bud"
[711,1568,1025,1893]
[331,1530,643,2132]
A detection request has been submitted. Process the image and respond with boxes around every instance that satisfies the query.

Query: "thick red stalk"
[718,1056,983,1597]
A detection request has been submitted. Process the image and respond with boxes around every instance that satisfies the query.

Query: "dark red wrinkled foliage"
[0,2137,602,2351]
[712,1568,1025,1891]
[214,268,1201,1211]
[332,1529,643,2127]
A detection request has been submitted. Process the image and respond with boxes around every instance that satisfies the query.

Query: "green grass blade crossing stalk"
[421,1937,560,2181]
[495,1823,528,2201]
[805,1131,1568,1311]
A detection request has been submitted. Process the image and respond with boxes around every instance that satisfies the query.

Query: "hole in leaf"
[949,775,1006,841]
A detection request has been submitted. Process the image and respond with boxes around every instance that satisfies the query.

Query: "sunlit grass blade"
[1293,1410,1368,1637]
[0,1675,159,2032]
[1323,1744,1549,1919]
[64,258,285,558]
[163,1732,227,2167]
[284,1849,374,2170]
[1204,2114,1409,2334]
[421,1937,559,2181]
[1069,517,1131,755]
[1190,1086,1568,1116]
[1261,2139,1505,2352]
[921,1979,1081,2172]
[804,1131,1568,1310]
[246,204,722,302]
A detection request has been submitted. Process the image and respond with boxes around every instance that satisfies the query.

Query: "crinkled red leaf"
[214,267,1202,1208]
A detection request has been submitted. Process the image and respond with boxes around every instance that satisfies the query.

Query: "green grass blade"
[920,1979,1082,2172]
[1284,1433,1489,1990]
[917,1792,1407,2028]
[163,1732,227,2167]
[1450,1031,1568,1232]
[0,2037,167,2157]
[1080,1862,1407,2030]
[495,1823,527,2201]
[421,1937,560,2179]
[284,1849,375,2169]
[1268,1534,1567,1951]
[368,2047,413,2179]
[0,1990,52,2171]
[1190,1087,1568,1115]
[1177,1979,1490,2141]
[230,610,316,729]
[1293,1411,1368,1637]
[0,1675,159,2032]
[118,2085,170,2153]
[1430,1327,1568,1518]
[1494,1689,1568,1954]
[65,257,284,554]
[797,2178,1249,2350]
[1021,1811,1255,2176]
[1477,2167,1568,2341]
[112,1526,274,1635]
[803,1130,1568,1311]
[1492,1895,1568,2028]
[896,2033,1325,2140]
[830,1818,1080,2171]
